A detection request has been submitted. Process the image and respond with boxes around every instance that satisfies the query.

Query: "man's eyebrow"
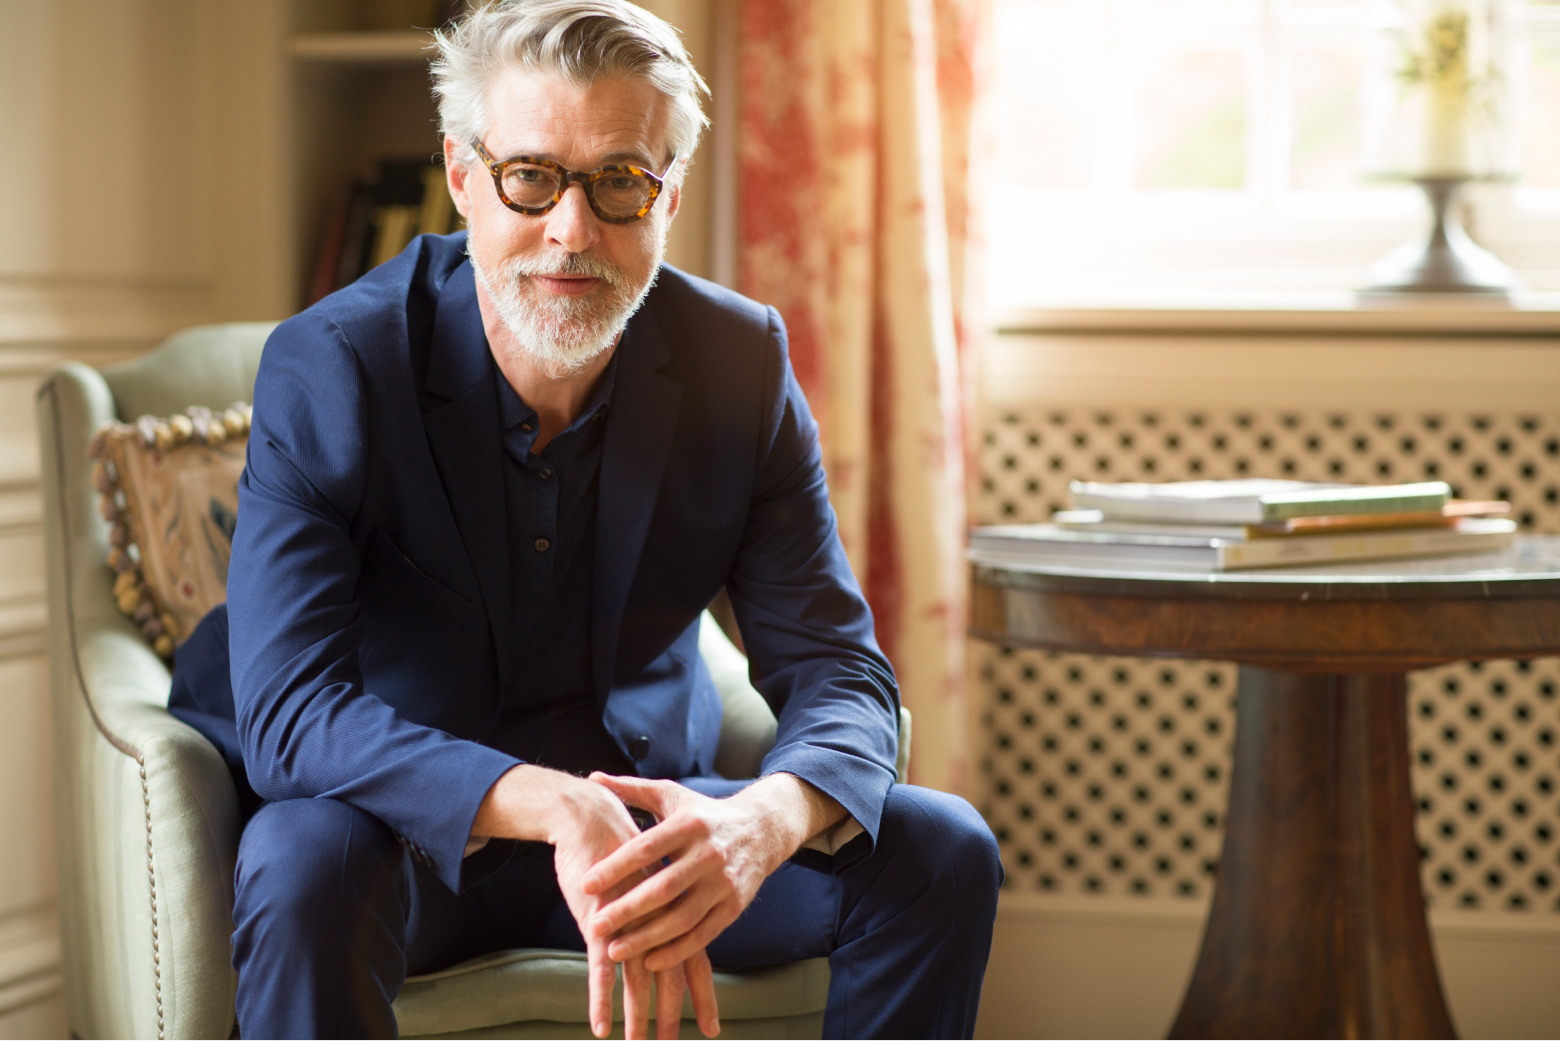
[492,148,660,169]
[598,150,658,168]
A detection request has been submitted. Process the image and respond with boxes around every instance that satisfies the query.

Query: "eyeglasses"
[471,139,676,224]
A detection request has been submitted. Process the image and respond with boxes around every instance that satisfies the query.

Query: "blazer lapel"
[593,303,681,710]
[422,262,513,690]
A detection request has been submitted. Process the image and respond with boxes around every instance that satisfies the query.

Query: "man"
[196,1,1001,1037]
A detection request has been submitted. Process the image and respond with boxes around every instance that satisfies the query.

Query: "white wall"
[0,1,288,1032]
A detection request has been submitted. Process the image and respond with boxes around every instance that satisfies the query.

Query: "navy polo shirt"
[487,349,634,778]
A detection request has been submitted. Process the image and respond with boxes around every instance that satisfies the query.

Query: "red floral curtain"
[737,0,990,793]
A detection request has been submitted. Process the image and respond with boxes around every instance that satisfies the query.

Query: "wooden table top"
[970,535,1560,671]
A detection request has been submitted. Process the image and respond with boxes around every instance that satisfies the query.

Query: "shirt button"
[534,538,550,552]
[630,736,651,761]
[540,468,552,480]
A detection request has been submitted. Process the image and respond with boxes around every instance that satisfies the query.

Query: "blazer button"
[630,735,651,761]
[534,538,551,552]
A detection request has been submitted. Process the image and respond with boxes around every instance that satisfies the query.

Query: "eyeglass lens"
[500,164,655,218]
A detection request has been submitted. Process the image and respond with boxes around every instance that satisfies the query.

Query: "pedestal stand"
[1166,669,1455,1039]
[1362,177,1515,298]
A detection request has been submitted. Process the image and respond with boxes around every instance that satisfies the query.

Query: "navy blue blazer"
[223,233,899,892]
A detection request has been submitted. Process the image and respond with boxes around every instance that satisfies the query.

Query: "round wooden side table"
[970,536,1560,1039]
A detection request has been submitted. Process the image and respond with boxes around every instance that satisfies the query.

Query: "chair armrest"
[701,612,912,783]
[98,694,242,1039]
[702,612,777,780]
[41,364,240,1038]
[895,707,911,784]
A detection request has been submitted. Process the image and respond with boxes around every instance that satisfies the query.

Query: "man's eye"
[605,176,638,190]
[514,168,547,183]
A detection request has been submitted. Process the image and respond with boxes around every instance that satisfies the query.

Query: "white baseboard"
[0,905,60,1020]
[977,892,1560,1039]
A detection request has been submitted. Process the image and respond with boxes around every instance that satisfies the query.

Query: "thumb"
[589,772,682,817]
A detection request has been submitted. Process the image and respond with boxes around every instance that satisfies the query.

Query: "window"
[989,0,1560,305]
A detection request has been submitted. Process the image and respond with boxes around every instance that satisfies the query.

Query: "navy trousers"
[232,784,1001,1039]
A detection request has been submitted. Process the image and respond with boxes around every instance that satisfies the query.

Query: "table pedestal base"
[1168,668,1455,1039]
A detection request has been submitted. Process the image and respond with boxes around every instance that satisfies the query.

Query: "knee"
[878,786,1004,902]
[236,799,401,923]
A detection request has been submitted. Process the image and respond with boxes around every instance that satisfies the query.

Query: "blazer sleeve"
[226,313,520,893]
[728,306,901,857]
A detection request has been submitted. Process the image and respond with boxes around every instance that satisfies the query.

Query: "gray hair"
[432,0,710,174]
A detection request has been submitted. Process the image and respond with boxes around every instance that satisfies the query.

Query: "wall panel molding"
[0,905,60,1018]
[0,279,214,347]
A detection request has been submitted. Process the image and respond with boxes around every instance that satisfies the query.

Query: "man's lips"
[531,274,602,296]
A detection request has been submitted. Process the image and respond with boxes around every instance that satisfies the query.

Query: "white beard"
[470,238,663,378]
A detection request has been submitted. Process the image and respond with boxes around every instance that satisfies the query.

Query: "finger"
[624,954,652,1041]
[685,950,720,1038]
[588,940,617,1040]
[643,903,740,974]
[607,889,714,963]
[582,821,692,896]
[655,964,686,1040]
[592,856,705,937]
[590,773,684,817]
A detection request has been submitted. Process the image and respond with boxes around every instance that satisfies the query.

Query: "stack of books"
[970,479,1516,571]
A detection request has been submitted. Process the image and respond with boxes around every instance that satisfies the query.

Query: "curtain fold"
[737,0,989,793]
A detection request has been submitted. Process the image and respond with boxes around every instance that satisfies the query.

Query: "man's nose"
[543,183,601,254]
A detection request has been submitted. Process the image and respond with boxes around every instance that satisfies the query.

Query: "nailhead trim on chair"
[42,379,167,1039]
[139,760,164,1039]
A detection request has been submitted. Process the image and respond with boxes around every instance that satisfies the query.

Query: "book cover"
[1053,501,1509,540]
[970,518,1516,572]
[1069,479,1452,524]
[308,183,356,307]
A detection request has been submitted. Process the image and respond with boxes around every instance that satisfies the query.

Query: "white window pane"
[1290,48,1364,189]
[1117,0,1263,28]
[1282,0,1372,10]
[1522,40,1560,188]
[996,48,1101,189]
[1133,50,1248,189]
[1123,0,1260,9]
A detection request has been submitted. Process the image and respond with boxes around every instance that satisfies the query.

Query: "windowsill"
[995,290,1560,337]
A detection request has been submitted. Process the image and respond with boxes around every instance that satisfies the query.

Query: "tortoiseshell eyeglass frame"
[470,139,676,224]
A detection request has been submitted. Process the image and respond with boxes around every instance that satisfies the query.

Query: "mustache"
[501,251,631,292]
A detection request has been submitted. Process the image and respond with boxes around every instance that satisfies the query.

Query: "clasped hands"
[472,764,845,1040]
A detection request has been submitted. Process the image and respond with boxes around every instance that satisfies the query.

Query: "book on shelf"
[969,518,1517,572]
[308,158,464,306]
[1068,479,1452,524]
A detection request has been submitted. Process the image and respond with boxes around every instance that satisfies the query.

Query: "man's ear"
[443,136,472,219]
[663,181,681,223]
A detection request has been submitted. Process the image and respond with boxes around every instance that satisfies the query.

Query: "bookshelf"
[283,1,448,308]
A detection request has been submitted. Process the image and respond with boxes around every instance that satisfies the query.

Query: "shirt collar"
[493,344,621,437]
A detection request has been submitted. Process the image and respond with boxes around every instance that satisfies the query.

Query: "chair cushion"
[393,949,830,1039]
[88,404,251,657]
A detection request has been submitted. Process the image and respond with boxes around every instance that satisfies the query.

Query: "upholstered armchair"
[39,323,910,1039]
